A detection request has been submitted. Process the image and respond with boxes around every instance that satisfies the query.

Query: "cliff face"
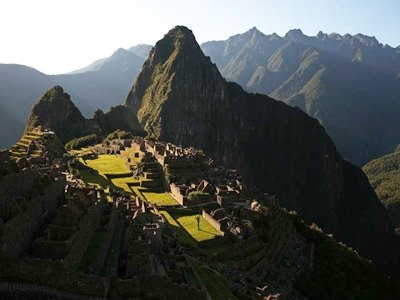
[126,26,399,276]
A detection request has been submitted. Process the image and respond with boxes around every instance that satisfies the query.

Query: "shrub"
[65,134,100,150]
[105,130,134,141]
[188,191,210,201]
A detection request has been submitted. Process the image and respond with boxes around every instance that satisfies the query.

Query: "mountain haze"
[0,64,56,147]
[0,45,151,148]
[126,26,400,277]
[201,28,400,165]
[52,47,148,115]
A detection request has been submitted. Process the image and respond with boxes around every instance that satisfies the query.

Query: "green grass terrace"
[77,154,179,207]
[160,210,231,256]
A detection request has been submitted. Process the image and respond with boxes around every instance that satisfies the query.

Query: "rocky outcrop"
[24,86,97,143]
[126,26,400,277]
[25,86,144,144]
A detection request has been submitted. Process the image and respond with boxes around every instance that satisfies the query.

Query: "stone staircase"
[10,131,44,160]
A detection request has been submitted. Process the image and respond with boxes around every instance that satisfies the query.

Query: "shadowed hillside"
[126,26,400,277]
[201,28,400,165]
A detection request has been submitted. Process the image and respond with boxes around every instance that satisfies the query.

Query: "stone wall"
[62,197,105,270]
[0,169,41,215]
[0,256,207,299]
[0,257,106,297]
[93,208,119,274]
[201,210,224,235]
[0,178,65,257]
[219,234,260,260]
[170,183,187,206]
[109,275,207,300]
[0,282,101,300]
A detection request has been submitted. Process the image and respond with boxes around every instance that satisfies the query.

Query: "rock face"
[201,28,400,166]
[25,86,143,143]
[25,86,95,143]
[126,26,400,276]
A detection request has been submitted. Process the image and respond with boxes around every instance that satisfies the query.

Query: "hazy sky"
[1,0,399,74]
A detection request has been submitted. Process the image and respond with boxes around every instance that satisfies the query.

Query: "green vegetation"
[188,191,210,201]
[78,154,177,207]
[174,213,220,242]
[363,150,400,230]
[111,177,139,193]
[78,168,110,190]
[78,155,137,200]
[65,134,100,150]
[191,260,238,300]
[80,154,130,174]
[105,129,134,141]
[141,191,178,206]
[289,214,400,300]
[160,211,229,256]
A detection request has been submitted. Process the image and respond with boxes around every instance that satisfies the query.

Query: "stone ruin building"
[0,134,312,299]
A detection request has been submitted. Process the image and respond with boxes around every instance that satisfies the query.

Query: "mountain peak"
[38,85,68,104]
[247,26,260,34]
[113,47,129,56]
[25,86,88,142]
[354,33,379,46]
[316,30,328,39]
[285,28,305,39]
[126,25,220,124]
[165,25,196,41]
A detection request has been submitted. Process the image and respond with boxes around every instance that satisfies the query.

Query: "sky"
[0,0,399,74]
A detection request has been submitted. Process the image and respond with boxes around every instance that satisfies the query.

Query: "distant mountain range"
[201,27,400,165]
[1,28,400,167]
[0,44,152,148]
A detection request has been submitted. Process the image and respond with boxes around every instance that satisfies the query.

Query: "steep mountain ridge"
[201,28,400,165]
[126,26,400,277]
[25,85,98,143]
[25,85,143,144]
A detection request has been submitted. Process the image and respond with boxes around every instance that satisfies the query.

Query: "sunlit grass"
[142,191,179,206]
[111,177,139,194]
[78,155,137,201]
[160,211,220,243]
[174,214,220,242]
[80,154,130,174]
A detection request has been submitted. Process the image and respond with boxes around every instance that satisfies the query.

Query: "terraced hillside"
[77,153,178,207]
[10,128,65,162]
